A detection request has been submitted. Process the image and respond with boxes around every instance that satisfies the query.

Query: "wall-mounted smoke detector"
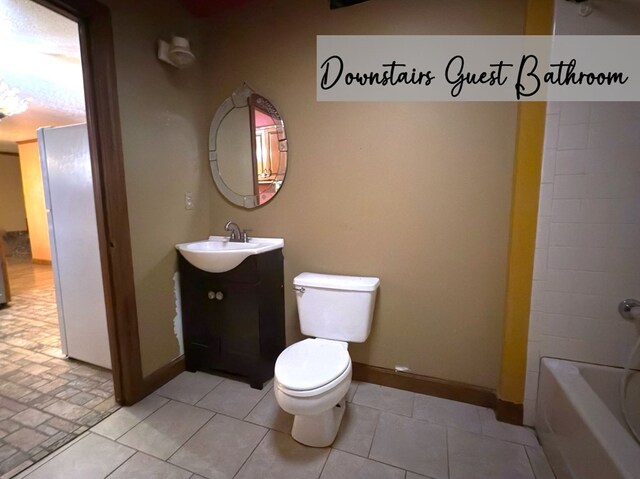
[157,36,196,69]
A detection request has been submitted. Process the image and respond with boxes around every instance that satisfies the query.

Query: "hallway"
[0,260,118,477]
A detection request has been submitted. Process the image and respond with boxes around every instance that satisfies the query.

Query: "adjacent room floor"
[0,259,118,477]
[15,370,556,479]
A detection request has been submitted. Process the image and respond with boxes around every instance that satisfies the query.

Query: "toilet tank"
[294,272,380,343]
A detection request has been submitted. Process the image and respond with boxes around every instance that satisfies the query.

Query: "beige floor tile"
[369,412,447,479]
[525,445,556,479]
[406,473,432,479]
[91,394,168,440]
[448,428,535,479]
[23,433,134,479]
[478,408,539,446]
[196,379,271,419]
[170,414,267,479]
[333,402,380,457]
[118,401,213,460]
[244,389,293,434]
[155,372,223,405]
[320,449,404,479]
[109,452,191,479]
[352,383,414,416]
[346,381,359,402]
[412,394,482,433]
[235,430,329,479]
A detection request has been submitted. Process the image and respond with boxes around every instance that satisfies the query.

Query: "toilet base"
[291,397,346,447]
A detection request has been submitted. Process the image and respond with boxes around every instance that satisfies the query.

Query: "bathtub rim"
[537,357,640,479]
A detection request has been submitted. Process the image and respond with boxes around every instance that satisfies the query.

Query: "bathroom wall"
[524,0,640,425]
[204,0,527,390]
[0,152,27,232]
[17,140,51,263]
[101,0,211,376]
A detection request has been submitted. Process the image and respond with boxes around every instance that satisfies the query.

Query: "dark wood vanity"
[178,248,285,389]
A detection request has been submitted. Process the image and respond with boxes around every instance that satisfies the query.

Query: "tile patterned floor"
[16,371,556,479]
[0,260,118,477]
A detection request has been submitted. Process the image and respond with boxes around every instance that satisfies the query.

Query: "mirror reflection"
[209,84,288,209]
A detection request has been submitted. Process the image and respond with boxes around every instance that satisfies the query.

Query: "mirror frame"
[209,84,288,209]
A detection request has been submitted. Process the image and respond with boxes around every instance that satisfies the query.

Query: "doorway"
[0,0,143,446]
[0,0,125,473]
[1,0,110,364]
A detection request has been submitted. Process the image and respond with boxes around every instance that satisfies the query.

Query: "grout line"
[12,431,92,478]
[316,444,331,479]
[445,426,450,479]
[111,449,198,478]
[409,391,416,418]
[242,385,273,420]
[231,426,270,478]
[523,445,539,479]
[164,411,217,463]
[366,408,381,459]
[92,395,168,441]
[102,447,137,479]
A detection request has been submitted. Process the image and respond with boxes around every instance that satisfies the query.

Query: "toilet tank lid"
[294,272,380,292]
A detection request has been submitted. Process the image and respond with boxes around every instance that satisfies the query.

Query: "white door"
[38,124,111,369]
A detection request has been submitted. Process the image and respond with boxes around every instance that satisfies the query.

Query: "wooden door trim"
[32,0,143,405]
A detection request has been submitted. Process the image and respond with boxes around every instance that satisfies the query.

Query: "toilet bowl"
[274,272,380,447]
[274,338,352,446]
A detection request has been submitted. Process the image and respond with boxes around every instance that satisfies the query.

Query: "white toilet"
[274,272,380,447]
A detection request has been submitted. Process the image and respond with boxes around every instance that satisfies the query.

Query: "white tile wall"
[524,101,640,426]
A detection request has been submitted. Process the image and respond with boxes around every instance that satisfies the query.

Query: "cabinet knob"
[207,291,215,300]
[215,291,224,301]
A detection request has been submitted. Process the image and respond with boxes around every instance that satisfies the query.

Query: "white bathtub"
[537,358,640,479]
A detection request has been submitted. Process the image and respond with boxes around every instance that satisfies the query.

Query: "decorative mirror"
[209,84,288,208]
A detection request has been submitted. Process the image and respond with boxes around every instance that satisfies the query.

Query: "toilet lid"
[275,338,350,391]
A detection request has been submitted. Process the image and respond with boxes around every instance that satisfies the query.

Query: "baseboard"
[142,355,185,397]
[32,259,52,265]
[137,358,523,424]
[352,362,497,410]
[495,398,523,425]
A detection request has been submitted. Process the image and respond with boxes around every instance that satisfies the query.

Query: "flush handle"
[293,286,305,293]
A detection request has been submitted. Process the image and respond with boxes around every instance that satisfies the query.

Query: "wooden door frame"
[32,0,143,405]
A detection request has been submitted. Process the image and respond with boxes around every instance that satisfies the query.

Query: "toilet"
[274,272,380,447]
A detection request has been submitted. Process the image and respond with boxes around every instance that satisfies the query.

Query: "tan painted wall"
[0,153,28,232]
[205,0,526,389]
[103,0,211,376]
[17,141,51,262]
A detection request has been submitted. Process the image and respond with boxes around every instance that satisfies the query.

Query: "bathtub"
[537,358,640,479]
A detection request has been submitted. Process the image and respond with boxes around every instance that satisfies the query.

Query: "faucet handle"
[241,229,251,242]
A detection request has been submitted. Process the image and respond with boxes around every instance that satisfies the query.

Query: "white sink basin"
[176,236,284,273]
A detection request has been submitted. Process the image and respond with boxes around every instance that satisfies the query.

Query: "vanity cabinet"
[178,248,285,389]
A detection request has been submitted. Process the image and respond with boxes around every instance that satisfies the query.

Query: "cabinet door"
[215,281,260,373]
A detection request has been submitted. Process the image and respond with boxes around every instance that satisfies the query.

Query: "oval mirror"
[209,84,288,208]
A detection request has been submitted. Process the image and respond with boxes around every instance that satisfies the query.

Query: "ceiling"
[0,0,85,152]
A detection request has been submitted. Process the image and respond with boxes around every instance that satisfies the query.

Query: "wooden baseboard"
[495,398,523,425]
[352,362,497,410]
[141,355,185,399]
[32,259,52,265]
[136,358,524,425]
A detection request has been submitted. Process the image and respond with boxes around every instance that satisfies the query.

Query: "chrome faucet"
[225,221,248,242]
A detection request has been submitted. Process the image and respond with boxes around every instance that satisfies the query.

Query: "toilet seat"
[275,338,350,396]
